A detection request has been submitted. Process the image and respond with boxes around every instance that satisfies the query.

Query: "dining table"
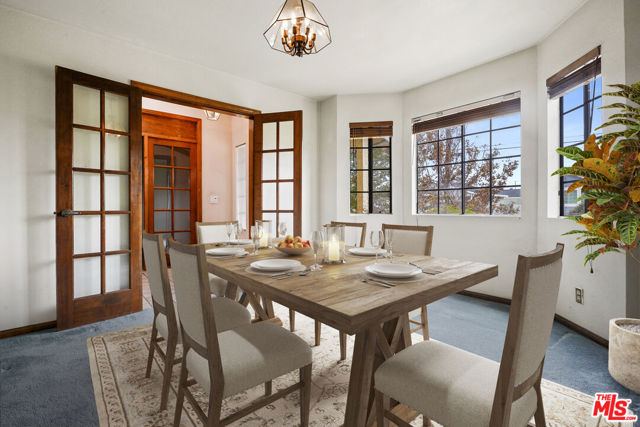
[206,246,498,427]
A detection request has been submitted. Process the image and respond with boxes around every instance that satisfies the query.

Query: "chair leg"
[339,332,347,361]
[533,378,546,427]
[207,384,223,427]
[314,320,321,346]
[265,380,272,397]
[375,390,389,427]
[173,358,188,427]
[160,335,177,410]
[300,364,312,427]
[289,308,296,332]
[145,324,158,378]
[420,305,429,340]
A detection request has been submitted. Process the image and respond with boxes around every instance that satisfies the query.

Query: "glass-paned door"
[146,138,197,243]
[252,111,302,237]
[55,67,142,330]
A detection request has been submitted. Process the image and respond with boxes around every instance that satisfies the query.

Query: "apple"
[286,243,293,248]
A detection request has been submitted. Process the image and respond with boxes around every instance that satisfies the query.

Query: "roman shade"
[350,121,393,138]
[547,46,601,99]
[412,98,521,134]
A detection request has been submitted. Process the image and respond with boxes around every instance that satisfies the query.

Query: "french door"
[55,67,142,330]
[251,111,302,237]
[145,137,198,243]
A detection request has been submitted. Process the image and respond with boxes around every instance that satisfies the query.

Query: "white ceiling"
[2,0,587,99]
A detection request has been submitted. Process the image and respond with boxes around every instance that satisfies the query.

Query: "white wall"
[0,6,318,330]
[402,48,539,299]
[536,0,628,338]
[318,93,404,234]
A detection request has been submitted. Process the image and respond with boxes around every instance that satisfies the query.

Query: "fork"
[360,276,395,288]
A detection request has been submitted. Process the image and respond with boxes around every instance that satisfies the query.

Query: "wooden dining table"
[207,247,498,427]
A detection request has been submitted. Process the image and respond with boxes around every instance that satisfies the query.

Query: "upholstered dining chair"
[375,243,564,427]
[142,232,252,411]
[168,239,313,427]
[196,221,238,296]
[382,224,434,340]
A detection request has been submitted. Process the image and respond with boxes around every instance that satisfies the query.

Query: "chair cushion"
[186,322,312,397]
[155,297,250,340]
[375,340,537,427]
[209,273,228,296]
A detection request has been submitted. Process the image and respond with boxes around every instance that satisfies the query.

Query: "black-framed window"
[350,122,392,214]
[414,102,521,215]
[558,76,602,216]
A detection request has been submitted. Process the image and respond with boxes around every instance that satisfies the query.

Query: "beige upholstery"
[375,340,537,427]
[142,237,166,307]
[185,322,312,398]
[208,273,227,296]
[155,297,250,340]
[388,229,429,255]
[196,223,230,244]
[514,259,562,385]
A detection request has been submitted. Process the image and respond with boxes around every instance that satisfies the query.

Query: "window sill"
[412,213,522,219]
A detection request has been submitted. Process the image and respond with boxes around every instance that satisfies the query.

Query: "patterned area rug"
[88,303,631,426]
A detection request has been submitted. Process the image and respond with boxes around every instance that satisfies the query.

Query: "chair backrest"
[490,243,564,426]
[331,221,367,247]
[167,239,225,391]
[381,224,434,256]
[142,232,175,321]
[196,221,238,244]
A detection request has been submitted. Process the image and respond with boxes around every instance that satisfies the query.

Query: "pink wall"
[142,98,250,223]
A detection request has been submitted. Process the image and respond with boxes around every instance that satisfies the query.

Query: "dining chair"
[142,232,252,411]
[196,221,239,296]
[168,239,313,427]
[374,243,564,427]
[381,224,434,340]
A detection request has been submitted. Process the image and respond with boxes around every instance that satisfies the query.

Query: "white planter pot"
[609,318,640,393]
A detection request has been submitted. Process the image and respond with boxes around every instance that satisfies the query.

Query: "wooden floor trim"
[0,320,57,339]
[458,290,609,348]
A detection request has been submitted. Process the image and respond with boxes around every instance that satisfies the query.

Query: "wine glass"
[310,230,324,271]
[251,225,261,255]
[384,229,394,263]
[226,222,234,244]
[370,230,384,264]
[278,222,287,239]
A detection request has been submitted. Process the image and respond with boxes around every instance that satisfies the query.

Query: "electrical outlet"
[575,288,584,305]
[208,195,219,204]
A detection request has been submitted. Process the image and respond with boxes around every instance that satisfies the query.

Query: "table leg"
[344,315,412,427]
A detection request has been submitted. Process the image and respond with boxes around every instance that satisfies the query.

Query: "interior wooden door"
[55,67,142,330]
[144,137,199,243]
[251,111,302,237]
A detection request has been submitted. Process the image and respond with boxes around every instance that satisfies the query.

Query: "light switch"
[209,195,219,204]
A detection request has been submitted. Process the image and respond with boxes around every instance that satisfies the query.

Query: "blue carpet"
[1,295,638,426]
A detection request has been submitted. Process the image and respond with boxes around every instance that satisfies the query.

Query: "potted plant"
[553,81,640,393]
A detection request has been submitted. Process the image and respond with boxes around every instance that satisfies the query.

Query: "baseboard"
[0,320,57,339]
[457,290,608,348]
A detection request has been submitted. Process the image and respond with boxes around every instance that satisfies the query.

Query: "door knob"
[54,209,80,217]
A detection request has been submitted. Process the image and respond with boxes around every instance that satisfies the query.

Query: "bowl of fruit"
[275,235,312,256]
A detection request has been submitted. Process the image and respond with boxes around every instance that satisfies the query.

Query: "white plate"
[365,263,421,279]
[206,247,247,257]
[229,239,253,245]
[348,247,387,256]
[250,259,302,272]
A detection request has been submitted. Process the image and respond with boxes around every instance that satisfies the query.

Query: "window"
[413,97,521,215]
[547,47,601,216]
[350,121,392,214]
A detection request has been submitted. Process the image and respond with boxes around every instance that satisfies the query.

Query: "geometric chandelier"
[263,0,331,57]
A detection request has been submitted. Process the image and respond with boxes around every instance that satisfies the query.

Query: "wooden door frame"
[132,81,260,235]
[142,109,202,243]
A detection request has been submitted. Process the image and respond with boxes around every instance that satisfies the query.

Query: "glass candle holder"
[255,219,272,248]
[323,223,345,264]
